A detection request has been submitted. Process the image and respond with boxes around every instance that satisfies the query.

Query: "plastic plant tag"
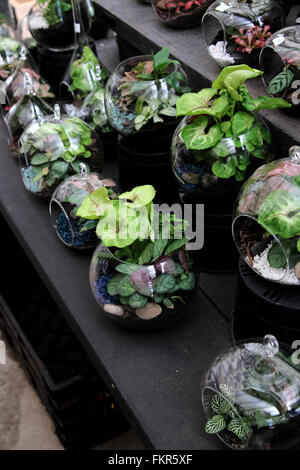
[273,35,285,46]
[216,3,230,12]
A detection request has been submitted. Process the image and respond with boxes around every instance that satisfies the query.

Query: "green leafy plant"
[77,184,195,314]
[37,0,72,26]
[268,55,300,99]
[205,384,252,444]
[116,47,189,131]
[176,65,290,182]
[20,116,94,189]
[70,46,108,101]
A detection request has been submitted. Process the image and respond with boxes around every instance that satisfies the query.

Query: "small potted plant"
[260,26,300,118]
[202,0,284,68]
[152,0,214,28]
[105,47,190,136]
[19,104,103,198]
[233,146,300,286]
[78,184,197,330]
[27,0,90,49]
[172,64,290,208]
[202,335,300,449]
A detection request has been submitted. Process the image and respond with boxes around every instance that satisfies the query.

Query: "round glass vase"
[90,243,198,331]
[4,72,53,157]
[260,26,300,118]
[27,0,91,49]
[151,0,215,29]
[49,165,118,249]
[19,104,104,198]
[171,115,272,213]
[104,55,186,137]
[0,36,22,77]
[232,146,300,286]
[202,0,284,69]
[202,334,300,450]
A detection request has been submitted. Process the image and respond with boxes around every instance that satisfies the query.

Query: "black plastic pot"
[117,132,178,204]
[232,258,300,344]
[37,45,74,96]
[179,190,238,273]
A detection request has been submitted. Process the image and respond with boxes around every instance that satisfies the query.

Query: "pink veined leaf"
[265,161,300,179]
[184,1,194,10]
[154,256,177,275]
[130,267,155,297]
[178,249,189,274]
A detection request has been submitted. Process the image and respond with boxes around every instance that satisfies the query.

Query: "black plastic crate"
[0,218,128,448]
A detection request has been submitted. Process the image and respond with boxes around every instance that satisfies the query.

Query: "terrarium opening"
[260,47,287,99]
[202,13,229,67]
[49,199,75,247]
[232,214,289,283]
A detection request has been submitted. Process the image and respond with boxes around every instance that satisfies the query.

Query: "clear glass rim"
[113,54,180,84]
[232,213,288,282]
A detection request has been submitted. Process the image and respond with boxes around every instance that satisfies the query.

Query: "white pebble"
[208,41,235,67]
[104,304,124,316]
[250,243,300,286]
[29,15,49,30]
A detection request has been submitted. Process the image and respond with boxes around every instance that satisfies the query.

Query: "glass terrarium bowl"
[4,73,53,157]
[202,334,300,450]
[171,115,272,212]
[27,0,91,49]
[260,26,300,118]
[2,65,54,108]
[90,243,198,331]
[0,20,16,39]
[151,0,215,29]
[49,166,118,249]
[0,37,22,76]
[232,146,300,286]
[202,0,284,68]
[19,105,104,198]
[105,55,186,137]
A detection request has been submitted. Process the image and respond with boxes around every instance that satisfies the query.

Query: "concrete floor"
[0,330,144,450]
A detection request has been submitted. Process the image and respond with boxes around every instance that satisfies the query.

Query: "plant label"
[216,3,231,12]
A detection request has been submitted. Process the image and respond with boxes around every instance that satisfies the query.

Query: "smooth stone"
[104,304,124,316]
[135,303,162,320]
[295,262,300,281]
[182,172,199,185]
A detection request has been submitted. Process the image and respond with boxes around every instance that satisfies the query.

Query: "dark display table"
[1,0,298,450]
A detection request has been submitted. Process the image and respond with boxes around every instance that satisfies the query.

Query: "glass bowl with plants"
[171,64,290,211]
[104,47,190,136]
[232,146,300,286]
[202,0,284,69]
[0,36,22,79]
[4,72,53,157]
[202,334,300,450]
[260,26,300,118]
[27,0,91,49]
[19,104,103,198]
[62,49,111,134]
[152,0,215,28]
[0,46,52,108]
[78,184,198,330]
[0,12,16,39]
[49,163,118,249]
